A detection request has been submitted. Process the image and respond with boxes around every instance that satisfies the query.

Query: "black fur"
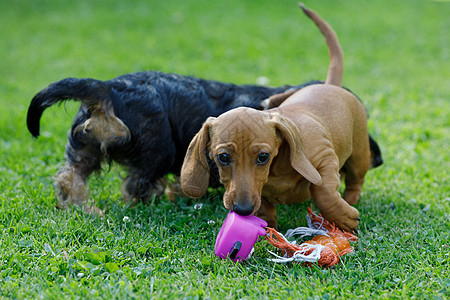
[27,71,321,202]
[369,135,383,168]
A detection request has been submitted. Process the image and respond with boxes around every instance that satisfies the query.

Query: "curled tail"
[299,3,344,86]
[27,78,111,137]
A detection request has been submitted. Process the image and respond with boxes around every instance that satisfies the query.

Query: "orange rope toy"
[265,208,358,267]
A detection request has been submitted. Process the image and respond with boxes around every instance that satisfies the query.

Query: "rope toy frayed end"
[265,207,358,267]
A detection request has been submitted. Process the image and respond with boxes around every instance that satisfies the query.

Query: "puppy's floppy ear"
[263,89,299,109]
[270,113,322,186]
[180,117,214,198]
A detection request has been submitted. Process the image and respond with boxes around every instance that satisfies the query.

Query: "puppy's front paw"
[335,205,359,232]
[323,204,359,232]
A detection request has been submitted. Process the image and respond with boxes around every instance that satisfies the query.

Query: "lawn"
[0,0,449,298]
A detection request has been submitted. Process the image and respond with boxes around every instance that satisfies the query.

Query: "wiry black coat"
[27,71,319,204]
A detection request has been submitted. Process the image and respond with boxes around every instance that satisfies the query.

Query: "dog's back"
[274,4,381,169]
[276,84,369,167]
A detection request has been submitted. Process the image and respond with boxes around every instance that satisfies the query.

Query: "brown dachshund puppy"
[180,4,381,232]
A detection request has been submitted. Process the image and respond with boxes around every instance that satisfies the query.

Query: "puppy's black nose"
[232,203,254,216]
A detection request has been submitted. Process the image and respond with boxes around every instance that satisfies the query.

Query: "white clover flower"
[207,220,216,225]
[256,76,270,86]
[123,216,130,223]
[194,203,203,210]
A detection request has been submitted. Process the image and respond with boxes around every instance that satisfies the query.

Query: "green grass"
[1,0,449,298]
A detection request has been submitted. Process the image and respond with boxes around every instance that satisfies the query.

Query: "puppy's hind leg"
[342,147,371,206]
[55,163,89,209]
[55,142,102,213]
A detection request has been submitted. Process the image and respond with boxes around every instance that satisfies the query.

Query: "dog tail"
[27,78,110,137]
[299,3,344,86]
[369,135,383,168]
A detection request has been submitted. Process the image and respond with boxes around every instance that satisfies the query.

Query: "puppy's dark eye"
[257,152,270,165]
[217,153,230,165]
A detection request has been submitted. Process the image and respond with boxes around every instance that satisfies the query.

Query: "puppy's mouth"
[225,195,261,216]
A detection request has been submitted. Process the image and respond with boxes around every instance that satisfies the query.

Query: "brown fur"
[180,4,375,232]
[72,103,130,156]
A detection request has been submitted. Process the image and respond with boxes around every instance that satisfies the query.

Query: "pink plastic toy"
[214,211,268,262]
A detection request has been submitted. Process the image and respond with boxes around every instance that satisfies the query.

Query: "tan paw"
[323,205,359,232]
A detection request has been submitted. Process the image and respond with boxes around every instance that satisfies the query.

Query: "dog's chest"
[262,155,312,206]
[262,173,311,205]
[262,141,313,204]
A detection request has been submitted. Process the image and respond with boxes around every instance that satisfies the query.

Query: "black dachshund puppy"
[27,71,320,211]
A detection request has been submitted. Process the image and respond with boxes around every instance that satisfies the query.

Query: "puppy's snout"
[232,202,254,216]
